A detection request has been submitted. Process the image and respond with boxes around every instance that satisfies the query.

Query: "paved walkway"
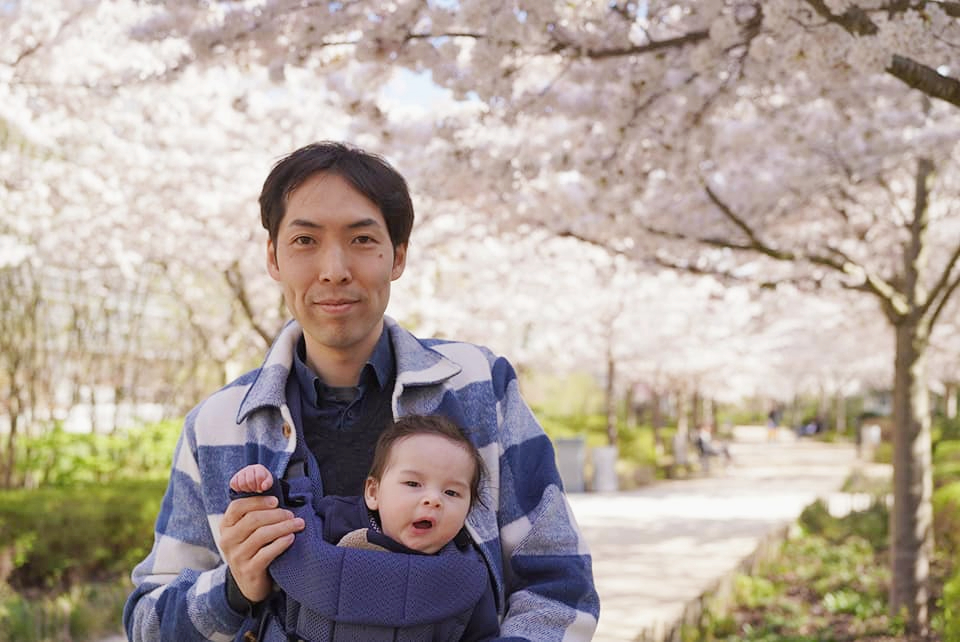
[567,425,882,642]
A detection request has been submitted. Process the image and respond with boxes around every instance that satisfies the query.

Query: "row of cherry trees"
[3,0,960,630]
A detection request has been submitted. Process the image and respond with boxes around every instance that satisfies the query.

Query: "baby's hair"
[369,415,487,508]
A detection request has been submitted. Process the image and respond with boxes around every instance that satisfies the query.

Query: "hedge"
[0,479,167,591]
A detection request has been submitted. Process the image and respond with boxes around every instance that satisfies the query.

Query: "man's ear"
[391,243,407,281]
[364,477,380,511]
[266,238,280,281]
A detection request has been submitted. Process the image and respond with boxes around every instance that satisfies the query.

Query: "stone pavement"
[567,425,879,642]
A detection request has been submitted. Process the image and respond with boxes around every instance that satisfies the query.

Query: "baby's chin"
[395,535,441,555]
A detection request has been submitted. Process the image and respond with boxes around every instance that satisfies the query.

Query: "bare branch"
[703,184,791,259]
[557,30,710,59]
[928,269,960,329]
[702,184,910,309]
[923,240,960,324]
[803,0,960,108]
[224,263,274,347]
[9,6,86,69]
[888,54,960,109]
[876,174,911,226]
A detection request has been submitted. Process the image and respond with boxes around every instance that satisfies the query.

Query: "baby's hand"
[229,464,273,494]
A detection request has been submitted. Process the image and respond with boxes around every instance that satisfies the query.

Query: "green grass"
[0,578,129,642]
[692,499,914,641]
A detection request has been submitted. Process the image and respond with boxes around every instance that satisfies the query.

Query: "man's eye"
[354,235,375,244]
[293,236,313,245]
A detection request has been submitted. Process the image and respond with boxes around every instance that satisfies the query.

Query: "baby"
[228,414,498,640]
[229,413,486,554]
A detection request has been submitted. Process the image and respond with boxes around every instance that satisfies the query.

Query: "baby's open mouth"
[413,520,433,530]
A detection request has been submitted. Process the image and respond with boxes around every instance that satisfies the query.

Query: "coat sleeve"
[122,412,246,642]
[489,356,600,641]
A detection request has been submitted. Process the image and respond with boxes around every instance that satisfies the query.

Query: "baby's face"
[364,434,474,554]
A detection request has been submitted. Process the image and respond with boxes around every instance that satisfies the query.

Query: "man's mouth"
[315,298,357,312]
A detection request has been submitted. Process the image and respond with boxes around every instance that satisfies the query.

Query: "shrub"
[933,440,960,465]
[0,479,167,591]
[535,410,658,466]
[933,481,960,559]
[14,420,180,488]
[934,461,960,489]
[0,578,130,642]
[872,441,893,464]
[935,415,960,442]
[797,497,887,550]
[940,569,960,641]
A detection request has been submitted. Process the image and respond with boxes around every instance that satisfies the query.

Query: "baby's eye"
[444,489,461,498]
[404,481,420,488]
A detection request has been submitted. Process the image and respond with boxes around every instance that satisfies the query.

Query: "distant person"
[124,141,598,641]
[696,423,733,470]
[796,416,824,437]
[228,414,499,640]
[766,408,780,441]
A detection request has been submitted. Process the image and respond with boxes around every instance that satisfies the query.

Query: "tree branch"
[224,263,274,347]
[928,269,960,329]
[703,184,909,310]
[703,184,793,260]
[888,54,960,109]
[803,0,960,108]
[9,7,85,70]
[923,240,960,324]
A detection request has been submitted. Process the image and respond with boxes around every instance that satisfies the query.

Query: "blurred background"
[1,1,959,640]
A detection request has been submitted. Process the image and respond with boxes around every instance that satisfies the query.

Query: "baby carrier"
[233,468,490,642]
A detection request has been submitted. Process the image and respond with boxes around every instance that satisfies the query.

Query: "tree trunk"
[818,384,830,425]
[691,388,702,429]
[946,381,958,420]
[835,392,847,433]
[2,395,19,489]
[604,352,618,446]
[890,320,934,631]
[651,390,664,453]
[675,387,690,440]
[625,385,636,430]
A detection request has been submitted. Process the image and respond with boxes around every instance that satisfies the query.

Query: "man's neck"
[303,327,383,387]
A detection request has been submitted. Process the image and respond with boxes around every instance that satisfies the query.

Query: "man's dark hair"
[368,415,487,508]
[259,141,415,250]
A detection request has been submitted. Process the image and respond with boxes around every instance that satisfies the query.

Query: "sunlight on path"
[568,425,864,642]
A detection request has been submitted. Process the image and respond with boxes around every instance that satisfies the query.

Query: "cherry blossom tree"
[6,0,960,627]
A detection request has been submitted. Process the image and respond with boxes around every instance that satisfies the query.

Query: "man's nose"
[317,246,350,282]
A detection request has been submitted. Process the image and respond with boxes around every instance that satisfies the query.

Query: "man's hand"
[219,495,304,603]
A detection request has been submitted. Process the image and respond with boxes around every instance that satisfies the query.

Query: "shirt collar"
[293,327,394,405]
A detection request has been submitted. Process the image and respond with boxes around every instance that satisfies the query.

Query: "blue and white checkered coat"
[124,317,599,641]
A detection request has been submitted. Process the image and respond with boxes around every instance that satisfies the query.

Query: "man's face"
[267,172,406,370]
[364,434,474,554]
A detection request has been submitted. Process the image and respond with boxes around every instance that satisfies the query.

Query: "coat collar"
[237,317,461,423]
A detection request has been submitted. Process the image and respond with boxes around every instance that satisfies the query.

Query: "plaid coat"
[123,317,599,641]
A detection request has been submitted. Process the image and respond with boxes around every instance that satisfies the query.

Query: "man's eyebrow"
[285,217,383,231]
[346,217,383,230]
[287,218,322,229]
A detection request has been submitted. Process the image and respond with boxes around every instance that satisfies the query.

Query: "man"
[123,142,600,641]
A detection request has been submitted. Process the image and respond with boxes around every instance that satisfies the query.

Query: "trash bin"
[555,437,586,493]
[592,445,619,492]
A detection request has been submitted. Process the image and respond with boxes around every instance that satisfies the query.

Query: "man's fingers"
[223,509,303,556]
[252,531,297,566]
[221,494,279,528]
